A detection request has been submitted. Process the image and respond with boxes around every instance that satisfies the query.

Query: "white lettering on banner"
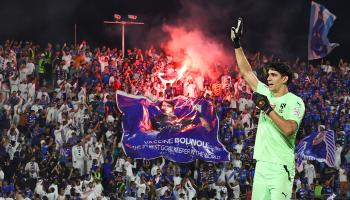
[141,144,221,160]
[174,138,208,148]
[144,139,174,145]
[145,138,174,144]
[130,145,145,150]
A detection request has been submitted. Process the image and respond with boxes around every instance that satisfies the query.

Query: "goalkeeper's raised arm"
[231,18,259,92]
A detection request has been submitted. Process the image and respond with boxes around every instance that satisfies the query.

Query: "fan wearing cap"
[231,18,305,199]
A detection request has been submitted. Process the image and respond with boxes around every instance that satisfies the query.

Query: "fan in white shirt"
[7,125,20,144]
[73,105,86,135]
[88,146,104,172]
[232,157,242,169]
[221,72,232,90]
[216,166,226,184]
[53,125,65,150]
[19,62,28,82]
[36,89,50,101]
[46,103,58,124]
[26,59,35,76]
[124,156,137,181]
[304,160,316,187]
[9,75,19,93]
[72,141,86,175]
[173,171,182,187]
[114,155,126,173]
[19,81,28,101]
[335,143,343,169]
[184,178,197,200]
[212,181,228,200]
[25,157,40,179]
[157,182,172,197]
[72,179,84,196]
[184,80,197,98]
[238,97,249,112]
[99,55,109,72]
[62,52,72,71]
[90,181,104,199]
[234,140,244,154]
[151,157,165,176]
[28,80,36,100]
[225,163,240,199]
[104,127,115,144]
[46,185,58,200]
[174,184,187,200]
[135,176,147,198]
[78,86,87,104]
[34,179,46,198]
[0,167,4,182]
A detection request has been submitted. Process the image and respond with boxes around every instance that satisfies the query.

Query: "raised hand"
[231,17,243,48]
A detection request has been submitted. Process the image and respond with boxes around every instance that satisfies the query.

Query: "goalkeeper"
[230,18,305,200]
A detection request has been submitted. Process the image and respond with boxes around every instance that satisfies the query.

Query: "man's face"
[267,69,288,92]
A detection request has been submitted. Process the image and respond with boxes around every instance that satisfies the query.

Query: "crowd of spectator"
[0,39,349,199]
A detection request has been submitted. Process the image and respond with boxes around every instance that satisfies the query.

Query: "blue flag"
[308,1,339,60]
[116,91,230,163]
[296,130,335,171]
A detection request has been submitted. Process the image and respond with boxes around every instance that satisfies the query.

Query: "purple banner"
[296,130,335,171]
[116,91,230,163]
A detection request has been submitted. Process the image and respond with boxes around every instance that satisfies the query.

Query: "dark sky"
[0,0,348,63]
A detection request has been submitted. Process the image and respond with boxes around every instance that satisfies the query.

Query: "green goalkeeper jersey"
[254,81,305,167]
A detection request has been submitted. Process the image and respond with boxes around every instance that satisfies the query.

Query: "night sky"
[0,0,348,63]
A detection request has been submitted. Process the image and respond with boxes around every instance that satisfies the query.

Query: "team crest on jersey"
[278,103,286,113]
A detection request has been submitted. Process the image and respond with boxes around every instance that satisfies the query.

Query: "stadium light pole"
[104,14,144,58]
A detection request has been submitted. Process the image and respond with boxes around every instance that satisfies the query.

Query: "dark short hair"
[265,62,293,85]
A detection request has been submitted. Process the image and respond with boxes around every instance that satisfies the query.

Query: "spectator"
[304,160,316,187]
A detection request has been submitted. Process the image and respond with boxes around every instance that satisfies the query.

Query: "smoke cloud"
[0,0,311,61]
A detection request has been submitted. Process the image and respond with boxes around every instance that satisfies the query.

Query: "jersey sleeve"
[286,97,305,126]
[256,81,271,97]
